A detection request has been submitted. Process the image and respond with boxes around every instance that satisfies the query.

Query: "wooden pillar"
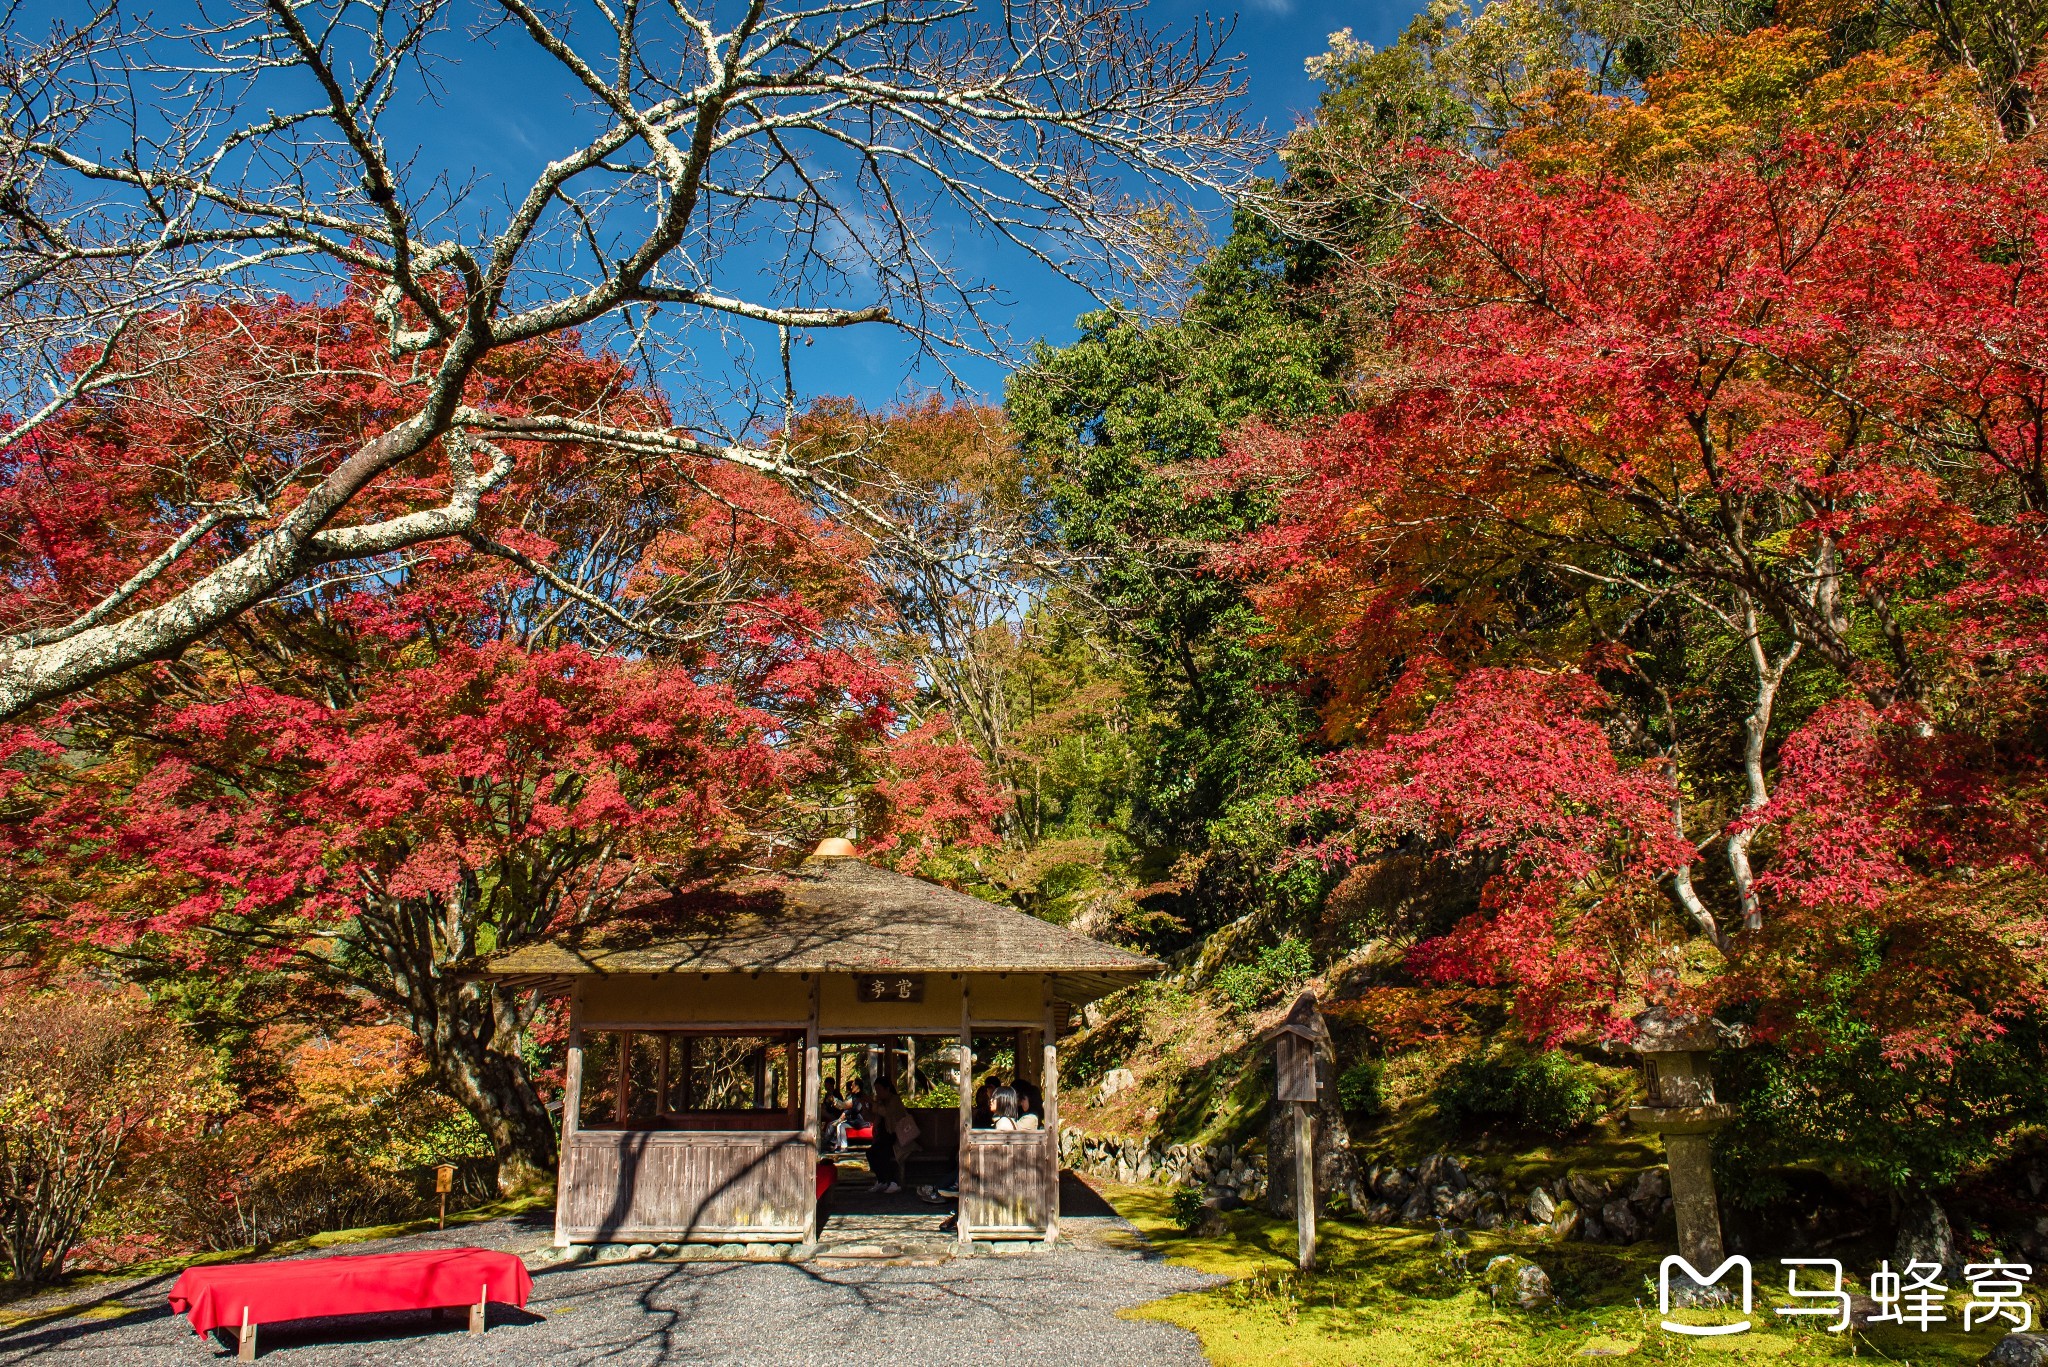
[803,976,822,1250]
[555,985,585,1249]
[957,980,973,1252]
[1293,1100,1315,1270]
[613,1030,630,1126]
[1042,981,1060,1248]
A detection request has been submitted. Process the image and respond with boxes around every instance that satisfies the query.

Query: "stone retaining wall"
[1059,1126,1672,1246]
[1058,1127,1267,1204]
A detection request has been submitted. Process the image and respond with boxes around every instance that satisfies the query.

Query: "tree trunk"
[412,979,558,1197]
[352,892,559,1197]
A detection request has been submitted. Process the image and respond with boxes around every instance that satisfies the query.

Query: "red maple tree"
[1,295,1003,1188]
[1215,122,2048,1039]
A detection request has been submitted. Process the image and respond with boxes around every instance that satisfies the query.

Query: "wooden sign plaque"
[855,973,925,1003]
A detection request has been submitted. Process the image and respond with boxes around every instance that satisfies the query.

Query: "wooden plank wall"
[960,1131,1056,1236]
[557,1130,813,1243]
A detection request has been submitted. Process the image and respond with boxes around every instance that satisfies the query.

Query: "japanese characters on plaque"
[854,973,925,1003]
[1657,1255,2034,1337]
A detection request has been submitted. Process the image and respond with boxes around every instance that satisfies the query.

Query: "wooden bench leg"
[238,1308,256,1362]
[469,1283,486,1336]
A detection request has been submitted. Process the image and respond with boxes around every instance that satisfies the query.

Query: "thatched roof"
[480,855,1160,1004]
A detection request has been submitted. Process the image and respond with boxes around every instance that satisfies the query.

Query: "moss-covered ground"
[1100,1182,2011,1366]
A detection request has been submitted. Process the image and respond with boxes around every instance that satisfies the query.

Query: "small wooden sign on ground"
[1265,992,1332,1271]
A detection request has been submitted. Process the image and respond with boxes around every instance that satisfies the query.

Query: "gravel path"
[0,1191,1216,1366]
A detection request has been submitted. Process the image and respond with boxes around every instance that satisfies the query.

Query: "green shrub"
[1212,937,1315,1014]
[1335,1060,1383,1119]
[1432,1049,1601,1137]
[1168,1182,1208,1230]
[1213,963,1267,1014]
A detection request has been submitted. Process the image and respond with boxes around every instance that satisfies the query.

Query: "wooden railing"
[959,1129,1056,1237]
[557,1129,812,1243]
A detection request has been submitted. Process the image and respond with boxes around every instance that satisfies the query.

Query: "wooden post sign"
[435,1163,456,1230]
[1264,992,1332,1272]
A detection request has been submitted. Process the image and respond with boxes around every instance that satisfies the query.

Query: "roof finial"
[812,837,859,860]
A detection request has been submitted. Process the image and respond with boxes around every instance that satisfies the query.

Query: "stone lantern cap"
[1630,1007,1743,1055]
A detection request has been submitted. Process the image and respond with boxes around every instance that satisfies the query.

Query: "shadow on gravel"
[1059,1173,1117,1218]
[204,1304,548,1356]
[0,1272,182,1354]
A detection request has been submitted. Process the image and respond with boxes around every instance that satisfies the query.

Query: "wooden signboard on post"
[1264,993,1331,1271]
[435,1163,456,1230]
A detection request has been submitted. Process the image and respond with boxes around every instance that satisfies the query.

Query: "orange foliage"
[1506,28,1997,177]
[1323,986,1503,1052]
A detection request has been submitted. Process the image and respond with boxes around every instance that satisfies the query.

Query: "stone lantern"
[1627,1009,1739,1278]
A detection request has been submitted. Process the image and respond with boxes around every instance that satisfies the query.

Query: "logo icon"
[1659,1255,1753,1336]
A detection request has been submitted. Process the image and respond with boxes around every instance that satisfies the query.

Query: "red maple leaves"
[1217,127,2048,1040]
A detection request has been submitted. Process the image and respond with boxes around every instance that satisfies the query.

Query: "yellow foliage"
[1505,27,1999,176]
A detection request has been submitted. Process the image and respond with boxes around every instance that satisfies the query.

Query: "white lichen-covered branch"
[0,0,1257,721]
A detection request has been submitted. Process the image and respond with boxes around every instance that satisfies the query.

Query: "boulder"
[1191,1209,1229,1239]
[1631,1168,1670,1209]
[1484,1254,1556,1311]
[1565,1172,1608,1209]
[1364,1200,1398,1226]
[1377,1168,1415,1201]
[1600,1200,1642,1244]
[1432,1185,1459,1218]
[1581,1215,1608,1244]
[1418,1152,1447,1188]
[1400,1189,1434,1224]
[1099,1067,1138,1100]
[1894,1192,1961,1279]
[1448,1189,1483,1223]
[1473,1210,1503,1231]
[1442,1155,1469,1191]
[1549,1200,1582,1243]
[1987,1333,2048,1367]
[1527,1186,1557,1223]
[1432,1227,1470,1248]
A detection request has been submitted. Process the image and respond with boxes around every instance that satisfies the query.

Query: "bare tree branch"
[0,0,1258,720]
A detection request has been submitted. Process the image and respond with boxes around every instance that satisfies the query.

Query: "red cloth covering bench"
[816,1158,838,1198]
[169,1247,531,1356]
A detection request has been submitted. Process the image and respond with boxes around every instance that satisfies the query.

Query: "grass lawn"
[1098,1182,2018,1366]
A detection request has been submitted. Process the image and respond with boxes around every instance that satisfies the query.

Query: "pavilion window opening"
[965,1030,1046,1130]
[577,1030,802,1131]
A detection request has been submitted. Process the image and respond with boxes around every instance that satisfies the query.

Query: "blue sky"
[25,0,1422,417]
[359,0,1422,414]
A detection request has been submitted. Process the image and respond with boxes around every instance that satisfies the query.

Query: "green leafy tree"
[1006,221,1344,945]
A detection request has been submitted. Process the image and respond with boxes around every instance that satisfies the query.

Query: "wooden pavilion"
[481,843,1160,1252]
